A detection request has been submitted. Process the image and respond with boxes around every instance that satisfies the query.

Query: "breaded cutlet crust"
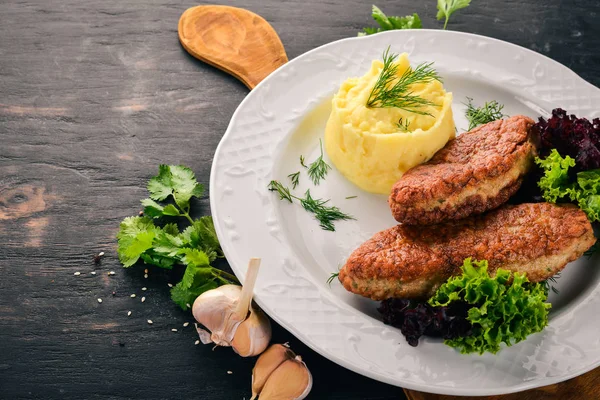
[389,115,536,225]
[339,203,595,300]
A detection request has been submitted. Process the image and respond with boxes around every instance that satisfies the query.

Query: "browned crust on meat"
[339,203,595,300]
[389,115,536,225]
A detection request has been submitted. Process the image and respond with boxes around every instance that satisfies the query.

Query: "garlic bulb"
[251,344,312,400]
[192,258,271,356]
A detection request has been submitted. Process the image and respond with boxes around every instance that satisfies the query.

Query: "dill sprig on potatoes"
[367,47,442,116]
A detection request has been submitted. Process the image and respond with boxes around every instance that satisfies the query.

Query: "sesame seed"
[97,298,103,303]
[194,340,200,345]
[91,271,96,275]
[73,272,81,276]
[186,303,191,309]
[167,283,173,288]
[141,287,147,291]
[127,311,132,316]
[98,252,105,257]
[139,211,144,216]
[171,328,178,332]
[227,371,233,375]
[130,294,136,298]
[108,271,115,276]
[144,274,148,279]
[183,322,189,327]
[147,320,153,324]
[144,269,148,274]
[141,297,146,303]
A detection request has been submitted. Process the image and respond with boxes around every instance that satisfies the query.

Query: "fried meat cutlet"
[389,115,536,225]
[339,203,595,300]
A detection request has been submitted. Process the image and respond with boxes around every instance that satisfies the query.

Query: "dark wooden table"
[1,1,598,399]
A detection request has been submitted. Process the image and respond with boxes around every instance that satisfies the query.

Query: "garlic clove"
[250,344,295,399]
[192,284,244,346]
[231,302,272,357]
[257,355,312,400]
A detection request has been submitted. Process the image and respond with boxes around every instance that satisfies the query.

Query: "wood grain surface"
[0,0,598,399]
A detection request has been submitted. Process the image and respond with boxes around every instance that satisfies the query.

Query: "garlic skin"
[251,344,296,399]
[192,284,245,346]
[191,258,271,356]
[258,355,312,400]
[231,302,271,357]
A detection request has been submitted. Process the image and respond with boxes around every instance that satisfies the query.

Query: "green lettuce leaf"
[536,150,600,222]
[535,149,576,202]
[429,258,551,355]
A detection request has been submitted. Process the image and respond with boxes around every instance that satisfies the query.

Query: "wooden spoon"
[178,5,288,89]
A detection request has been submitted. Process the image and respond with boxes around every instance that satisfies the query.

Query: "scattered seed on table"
[73,272,81,276]
[98,252,105,257]
[167,283,173,288]
[91,271,96,275]
[139,211,144,216]
[141,287,147,291]
[144,274,148,279]
[97,298,102,303]
[108,271,115,276]
[144,269,148,274]
[171,328,178,332]
[112,291,116,296]
[227,371,233,375]
[183,322,189,327]
[186,303,191,309]
[194,340,200,345]
[127,311,132,316]
[130,294,136,298]
[141,297,146,303]
[147,320,153,325]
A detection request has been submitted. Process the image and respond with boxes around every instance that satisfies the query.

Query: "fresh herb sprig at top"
[366,48,442,116]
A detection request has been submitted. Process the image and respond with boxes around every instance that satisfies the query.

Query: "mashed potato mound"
[324,53,455,194]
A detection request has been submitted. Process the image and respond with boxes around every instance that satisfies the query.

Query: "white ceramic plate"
[210,30,600,396]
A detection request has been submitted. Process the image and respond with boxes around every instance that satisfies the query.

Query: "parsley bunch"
[117,165,238,310]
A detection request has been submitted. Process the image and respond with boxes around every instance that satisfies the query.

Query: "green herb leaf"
[464,97,505,130]
[437,0,471,30]
[267,181,354,232]
[268,180,293,203]
[147,164,204,211]
[117,165,235,310]
[367,48,441,115]
[397,117,411,132]
[307,139,331,185]
[116,217,158,267]
[170,248,238,310]
[181,216,222,262]
[359,5,422,36]
[327,272,340,286]
[429,258,550,354]
[288,171,300,189]
[301,190,355,232]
